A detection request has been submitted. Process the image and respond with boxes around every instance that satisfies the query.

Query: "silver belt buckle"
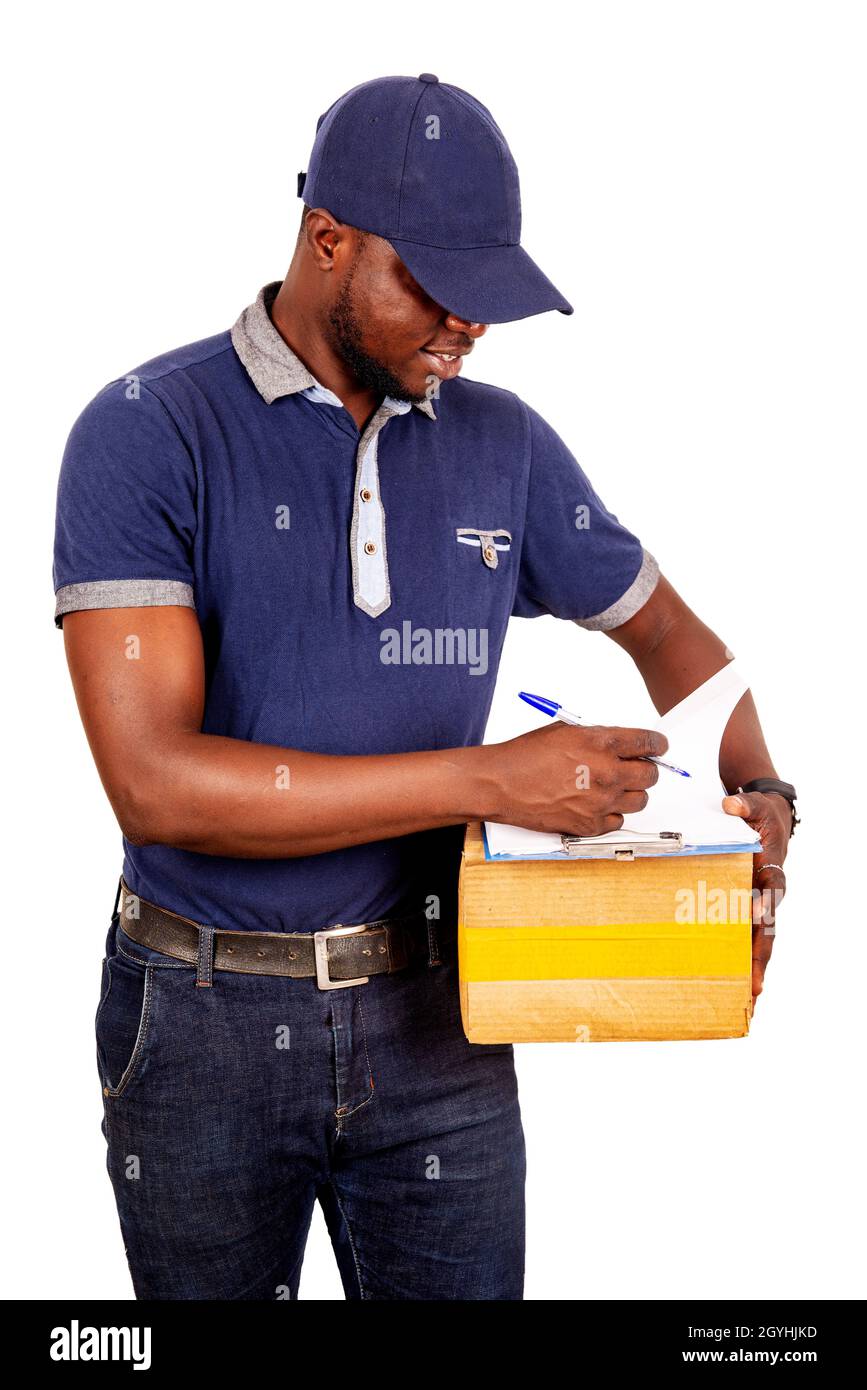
[313,923,372,991]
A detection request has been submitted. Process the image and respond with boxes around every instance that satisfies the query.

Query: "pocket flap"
[455,528,512,570]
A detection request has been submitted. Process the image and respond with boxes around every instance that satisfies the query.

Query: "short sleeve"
[511,404,659,628]
[53,379,198,627]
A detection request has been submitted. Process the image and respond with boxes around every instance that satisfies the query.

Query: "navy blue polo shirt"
[53,283,659,933]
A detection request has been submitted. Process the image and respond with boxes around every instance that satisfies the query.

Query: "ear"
[301,207,350,270]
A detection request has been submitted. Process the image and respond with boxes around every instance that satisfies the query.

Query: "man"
[54,74,795,1301]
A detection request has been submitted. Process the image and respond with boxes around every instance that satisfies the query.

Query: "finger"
[614,758,660,792]
[752,919,775,1000]
[754,863,787,910]
[751,854,780,1001]
[603,726,670,760]
[565,812,626,836]
[613,789,650,815]
[722,791,765,823]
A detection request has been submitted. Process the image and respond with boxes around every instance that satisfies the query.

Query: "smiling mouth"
[419,348,466,380]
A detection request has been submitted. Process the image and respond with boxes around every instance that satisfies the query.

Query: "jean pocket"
[95,951,156,1098]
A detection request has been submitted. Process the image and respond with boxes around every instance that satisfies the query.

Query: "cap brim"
[385,238,574,325]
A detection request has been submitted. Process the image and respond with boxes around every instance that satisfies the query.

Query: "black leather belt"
[116,880,431,989]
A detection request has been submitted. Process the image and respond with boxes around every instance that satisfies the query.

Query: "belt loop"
[196,926,215,989]
[111,874,123,921]
[426,915,442,968]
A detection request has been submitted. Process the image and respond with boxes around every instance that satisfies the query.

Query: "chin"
[384,369,428,405]
[409,370,439,401]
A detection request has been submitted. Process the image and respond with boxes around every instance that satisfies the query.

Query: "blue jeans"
[95,911,526,1300]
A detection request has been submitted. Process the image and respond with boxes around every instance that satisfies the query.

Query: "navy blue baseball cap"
[297,74,574,325]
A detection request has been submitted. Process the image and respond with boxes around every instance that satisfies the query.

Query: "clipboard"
[559,830,683,859]
[482,663,762,864]
[480,823,756,862]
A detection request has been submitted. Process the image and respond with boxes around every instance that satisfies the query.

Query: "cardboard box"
[458,821,754,1043]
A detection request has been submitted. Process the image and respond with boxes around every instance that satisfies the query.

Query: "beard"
[326,268,424,406]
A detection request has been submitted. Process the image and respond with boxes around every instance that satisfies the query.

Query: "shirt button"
[483,545,496,563]
[364,540,377,556]
[360,487,373,502]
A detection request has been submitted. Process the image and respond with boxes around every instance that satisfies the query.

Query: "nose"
[443,311,488,341]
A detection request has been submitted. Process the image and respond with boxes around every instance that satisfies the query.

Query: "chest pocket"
[455,527,512,571]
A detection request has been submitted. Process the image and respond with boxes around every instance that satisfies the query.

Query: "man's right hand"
[478,721,668,837]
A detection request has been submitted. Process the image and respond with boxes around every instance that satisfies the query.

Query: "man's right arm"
[62,606,665,859]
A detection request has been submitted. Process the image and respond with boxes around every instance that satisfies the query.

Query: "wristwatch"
[737,778,799,837]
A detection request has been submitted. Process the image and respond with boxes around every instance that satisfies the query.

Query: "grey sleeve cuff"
[574,549,660,632]
[54,579,195,628]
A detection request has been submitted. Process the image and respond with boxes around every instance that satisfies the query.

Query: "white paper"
[484,663,761,857]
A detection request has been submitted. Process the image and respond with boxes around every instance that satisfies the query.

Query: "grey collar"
[231,282,437,420]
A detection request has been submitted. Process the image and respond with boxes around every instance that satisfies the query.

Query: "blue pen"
[518,691,691,778]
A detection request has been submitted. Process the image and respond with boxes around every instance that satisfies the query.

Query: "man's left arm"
[605,572,793,1004]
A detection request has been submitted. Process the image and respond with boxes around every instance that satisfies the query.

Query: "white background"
[2,0,864,1300]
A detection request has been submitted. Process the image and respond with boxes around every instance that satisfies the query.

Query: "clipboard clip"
[559,831,684,860]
